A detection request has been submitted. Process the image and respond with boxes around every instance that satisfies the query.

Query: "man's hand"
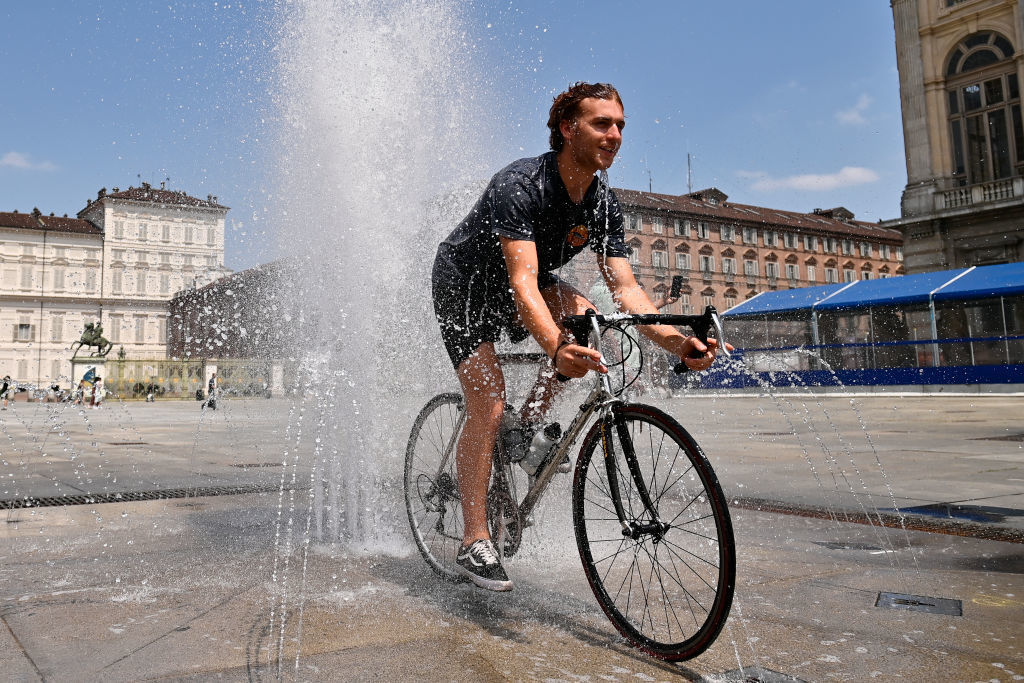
[553,343,607,378]
[670,336,733,372]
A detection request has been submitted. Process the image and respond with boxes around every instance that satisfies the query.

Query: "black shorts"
[432,252,558,369]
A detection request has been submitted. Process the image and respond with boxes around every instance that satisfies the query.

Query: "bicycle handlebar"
[561,305,730,375]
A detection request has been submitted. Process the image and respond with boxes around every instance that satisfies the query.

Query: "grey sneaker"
[456,539,513,592]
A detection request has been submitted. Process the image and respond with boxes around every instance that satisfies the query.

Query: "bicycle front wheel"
[572,403,735,661]
[404,392,466,583]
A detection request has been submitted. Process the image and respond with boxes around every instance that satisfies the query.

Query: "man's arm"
[500,237,605,378]
[598,255,718,371]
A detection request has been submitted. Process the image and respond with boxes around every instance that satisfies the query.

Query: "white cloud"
[740,166,880,192]
[836,94,873,125]
[0,152,57,171]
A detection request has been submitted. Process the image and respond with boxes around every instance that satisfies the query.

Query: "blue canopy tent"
[714,262,1024,387]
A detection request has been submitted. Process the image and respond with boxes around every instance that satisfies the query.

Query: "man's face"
[562,97,625,172]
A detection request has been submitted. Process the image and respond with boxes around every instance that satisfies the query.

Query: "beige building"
[0,184,229,388]
[883,0,1024,272]
[562,187,904,315]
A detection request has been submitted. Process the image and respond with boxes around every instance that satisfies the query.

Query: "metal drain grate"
[703,668,804,682]
[108,442,149,446]
[0,483,309,510]
[230,463,284,468]
[813,541,883,551]
[876,592,962,616]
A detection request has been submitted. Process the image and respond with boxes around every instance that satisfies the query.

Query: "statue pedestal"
[71,357,106,385]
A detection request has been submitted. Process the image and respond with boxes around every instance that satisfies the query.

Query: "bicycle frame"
[431,306,729,549]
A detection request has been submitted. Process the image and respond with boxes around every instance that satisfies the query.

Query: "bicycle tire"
[572,403,735,660]
[404,392,467,583]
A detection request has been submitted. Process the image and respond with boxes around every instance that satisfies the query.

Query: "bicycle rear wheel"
[404,392,466,582]
[572,403,735,661]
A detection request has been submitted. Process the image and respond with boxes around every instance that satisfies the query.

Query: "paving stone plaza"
[0,391,1020,681]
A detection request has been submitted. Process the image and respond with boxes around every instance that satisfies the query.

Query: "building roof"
[0,210,100,235]
[80,184,228,215]
[614,187,902,243]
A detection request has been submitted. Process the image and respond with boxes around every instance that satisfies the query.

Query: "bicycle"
[404,306,735,661]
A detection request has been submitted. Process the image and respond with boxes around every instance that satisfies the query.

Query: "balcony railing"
[939,177,1022,210]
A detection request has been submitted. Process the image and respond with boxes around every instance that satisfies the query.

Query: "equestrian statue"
[71,322,113,358]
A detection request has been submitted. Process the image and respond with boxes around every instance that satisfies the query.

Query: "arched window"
[945,32,1021,184]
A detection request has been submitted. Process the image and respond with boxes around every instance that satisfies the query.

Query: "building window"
[720,224,735,242]
[678,294,692,313]
[109,317,121,343]
[158,317,168,343]
[207,226,216,245]
[807,265,817,282]
[86,271,97,292]
[160,274,170,294]
[162,224,171,241]
[136,272,147,295]
[945,32,1021,184]
[113,221,124,239]
[20,266,33,289]
[724,295,737,309]
[881,244,892,259]
[675,253,691,271]
[135,317,146,343]
[16,321,33,342]
[702,293,714,308]
[842,239,854,255]
[743,259,758,276]
[696,221,711,239]
[626,214,641,232]
[722,257,737,275]
[53,267,65,290]
[742,227,757,244]
[824,237,838,253]
[50,314,64,342]
[138,222,148,241]
[674,219,690,237]
[859,242,873,258]
[783,232,798,249]
[765,261,780,279]
[825,267,839,283]
[112,270,122,294]
[627,245,640,266]
[862,271,873,280]
[112,249,125,263]
[785,263,800,280]
[843,268,857,282]
[651,217,663,234]
[896,247,904,261]
[652,250,668,268]
[185,226,194,243]
[699,254,715,273]
[803,235,818,251]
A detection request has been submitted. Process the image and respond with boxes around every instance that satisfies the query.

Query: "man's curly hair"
[547,82,623,152]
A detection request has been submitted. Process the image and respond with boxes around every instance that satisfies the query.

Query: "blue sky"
[1,2,905,271]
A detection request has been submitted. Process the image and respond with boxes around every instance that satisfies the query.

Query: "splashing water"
[272,0,490,546]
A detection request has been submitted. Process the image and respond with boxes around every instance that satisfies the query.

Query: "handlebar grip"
[673,349,707,374]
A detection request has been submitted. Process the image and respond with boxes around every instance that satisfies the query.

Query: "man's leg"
[455,342,506,545]
[519,281,597,424]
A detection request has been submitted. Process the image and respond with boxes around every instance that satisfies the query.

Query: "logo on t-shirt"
[567,224,589,248]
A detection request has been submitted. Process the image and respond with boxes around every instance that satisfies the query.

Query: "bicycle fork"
[600,407,670,541]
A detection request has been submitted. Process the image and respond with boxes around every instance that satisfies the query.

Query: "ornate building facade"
[0,184,229,387]
[562,187,905,315]
[883,0,1024,272]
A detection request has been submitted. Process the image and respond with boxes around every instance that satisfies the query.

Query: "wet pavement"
[0,392,1021,681]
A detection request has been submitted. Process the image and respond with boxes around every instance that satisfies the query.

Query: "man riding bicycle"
[432,82,726,591]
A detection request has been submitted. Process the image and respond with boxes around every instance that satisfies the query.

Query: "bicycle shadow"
[370,553,705,681]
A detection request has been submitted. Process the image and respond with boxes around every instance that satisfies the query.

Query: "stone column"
[891,0,935,217]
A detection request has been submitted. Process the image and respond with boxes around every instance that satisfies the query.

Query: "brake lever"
[673,306,728,374]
